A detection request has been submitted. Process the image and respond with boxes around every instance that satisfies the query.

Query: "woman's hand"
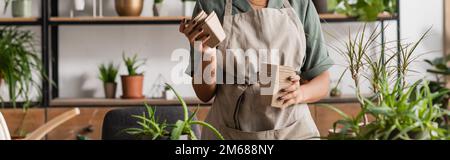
[278,71,331,106]
[278,75,304,106]
[179,18,211,52]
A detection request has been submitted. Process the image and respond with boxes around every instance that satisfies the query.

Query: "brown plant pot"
[115,0,144,16]
[104,82,117,99]
[121,75,144,99]
[312,0,329,13]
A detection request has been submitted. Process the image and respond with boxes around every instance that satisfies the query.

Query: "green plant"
[424,56,450,122]
[155,0,164,4]
[0,26,43,109]
[2,0,11,14]
[126,84,224,140]
[167,83,224,140]
[330,69,346,97]
[98,62,119,83]
[122,53,146,76]
[124,104,169,140]
[325,25,450,140]
[332,0,397,21]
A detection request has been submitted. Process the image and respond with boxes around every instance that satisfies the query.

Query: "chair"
[0,108,80,140]
[102,106,201,140]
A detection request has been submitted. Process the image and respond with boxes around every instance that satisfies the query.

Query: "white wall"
[0,0,445,99]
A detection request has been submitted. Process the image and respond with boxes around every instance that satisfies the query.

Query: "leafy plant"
[124,104,169,140]
[122,53,146,76]
[126,84,224,140]
[425,55,450,81]
[2,0,11,14]
[332,0,397,21]
[167,83,224,140]
[325,24,450,140]
[155,0,164,4]
[98,62,119,83]
[0,26,43,109]
[330,69,346,97]
[423,56,450,123]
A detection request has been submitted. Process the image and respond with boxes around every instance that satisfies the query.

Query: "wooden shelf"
[0,17,41,25]
[49,16,189,25]
[48,13,397,25]
[48,96,359,108]
[50,98,211,107]
[319,13,397,22]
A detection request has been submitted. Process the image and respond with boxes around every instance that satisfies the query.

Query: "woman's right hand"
[180,19,211,52]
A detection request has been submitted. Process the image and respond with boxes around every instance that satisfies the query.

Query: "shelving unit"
[49,16,189,25]
[49,96,359,108]
[0,0,401,108]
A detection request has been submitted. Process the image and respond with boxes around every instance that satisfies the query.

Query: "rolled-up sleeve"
[299,0,334,80]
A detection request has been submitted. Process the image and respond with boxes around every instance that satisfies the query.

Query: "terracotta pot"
[121,75,144,99]
[312,0,329,13]
[115,0,144,16]
[104,82,117,99]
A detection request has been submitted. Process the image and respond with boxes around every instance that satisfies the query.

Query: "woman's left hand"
[278,75,304,106]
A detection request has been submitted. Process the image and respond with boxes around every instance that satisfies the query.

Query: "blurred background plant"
[325,24,450,140]
[0,26,45,137]
[328,0,398,21]
[98,62,119,84]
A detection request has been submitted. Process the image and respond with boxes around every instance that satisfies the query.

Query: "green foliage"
[98,62,119,83]
[3,0,11,14]
[424,56,450,113]
[166,83,224,140]
[332,0,397,21]
[154,0,164,4]
[126,84,224,140]
[325,25,450,140]
[122,53,146,76]
[330,69,346,97]
[124,104,169,140]
[0,26,43,109]
[425,55,450,77]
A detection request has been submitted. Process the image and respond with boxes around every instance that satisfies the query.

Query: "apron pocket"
[220,120,319,140]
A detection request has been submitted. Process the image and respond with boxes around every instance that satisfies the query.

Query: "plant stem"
[191,121,224,140]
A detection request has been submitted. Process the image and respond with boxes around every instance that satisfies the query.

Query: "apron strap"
[225,0,233,16]
[282,0,293,9]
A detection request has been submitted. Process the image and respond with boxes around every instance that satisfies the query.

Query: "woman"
[180,0,333,140]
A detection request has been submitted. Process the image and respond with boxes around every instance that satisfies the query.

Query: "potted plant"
[331,0,397,21]
[153,0,164,16]
[181,0,196,16]
[98,62,119,99]
[124,104,170,140]
[2,0,32,18]
[125,84,224,140]
[0,26,44,137]
[324,25,450,140]
[115,0,144,16]
[121,53,146,99]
